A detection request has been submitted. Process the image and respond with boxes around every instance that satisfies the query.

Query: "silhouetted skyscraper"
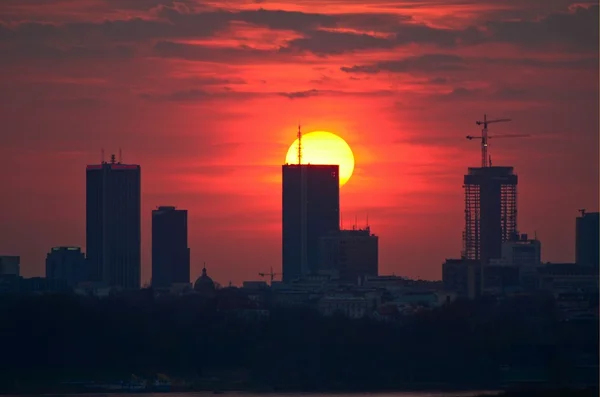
[152,206,190,289]
[86,154,141,289]
[282,164,339,282]
[45,246,86,288]
[576,210,599,268]
[463,166,518,265]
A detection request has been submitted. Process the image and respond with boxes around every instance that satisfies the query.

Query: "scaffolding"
[463,183,481,260]
[462,167,518,263]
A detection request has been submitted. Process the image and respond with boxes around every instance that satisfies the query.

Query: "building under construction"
[463,166,518,265]
[462,114,523,266]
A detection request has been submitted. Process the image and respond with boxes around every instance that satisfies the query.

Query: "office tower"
[45,247,86,288]
[0,256,20,276]
[152,206,190,289]
[86,154,141,289]
[463,166,518,265]
[282,164,340,282]
[320,227,379,283]
[576,210,599,268]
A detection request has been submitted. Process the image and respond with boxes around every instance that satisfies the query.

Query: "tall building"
[282,164,340,282]
[320,227,378,283]
[45,247,86,288]
[152,206,190,289]
[463,166,518,265]
[576,210,599,268]
[86,154,141,289]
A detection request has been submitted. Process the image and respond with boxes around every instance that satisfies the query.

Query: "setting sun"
[285,130,355,186]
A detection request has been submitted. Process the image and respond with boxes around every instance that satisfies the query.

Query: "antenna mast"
[101,148,105,163]
[297,123,302,165]
[118,148,122,164]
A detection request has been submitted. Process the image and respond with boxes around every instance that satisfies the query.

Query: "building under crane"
[462,114,529,265]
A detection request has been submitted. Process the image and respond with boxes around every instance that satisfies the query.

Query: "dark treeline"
[0,291,597,392]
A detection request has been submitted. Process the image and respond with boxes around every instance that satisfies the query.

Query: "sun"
[285,130,355,186]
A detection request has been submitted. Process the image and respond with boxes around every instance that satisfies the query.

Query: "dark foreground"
[1,293,597,393]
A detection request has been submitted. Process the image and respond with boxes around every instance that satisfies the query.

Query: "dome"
[194,266,215,293]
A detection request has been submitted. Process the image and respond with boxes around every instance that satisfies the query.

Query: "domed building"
[194,264,216,297]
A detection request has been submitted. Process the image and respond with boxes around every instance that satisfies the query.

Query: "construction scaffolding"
[463,183,481,261]
[462,167,518,264]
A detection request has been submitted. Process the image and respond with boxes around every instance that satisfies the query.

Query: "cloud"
[483,5,599,51]
[142,87,393,102]
[140,88,253,102]
[153,41,279,63]
[341,54,466,74]
[285,30,395,55]
[278,89,320,99]
[0,4,597,62]
[0,42,135,60]
[341,53,598,75]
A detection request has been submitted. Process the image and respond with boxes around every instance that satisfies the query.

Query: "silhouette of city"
[1,117,598,395]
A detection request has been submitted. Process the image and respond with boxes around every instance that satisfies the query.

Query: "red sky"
[0,0,598,286]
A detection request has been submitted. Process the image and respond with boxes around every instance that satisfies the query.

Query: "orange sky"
[0,0,598,285]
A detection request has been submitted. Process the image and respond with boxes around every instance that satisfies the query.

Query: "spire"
[202,262,207,276]
[297,123,302,165]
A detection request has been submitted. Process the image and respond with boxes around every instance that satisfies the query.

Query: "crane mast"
[476,114,511,167]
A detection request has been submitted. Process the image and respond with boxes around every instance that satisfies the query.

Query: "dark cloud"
[341,54,466,74]
[483,5,599,51]
[190,76,247,85]
[236,9,337,32]
[286,30,395,55]
[153,41,277,63]
[0,4,596,61]
[140,88,260,102]
[142,87,393,102]
[427,85,600,103]
[0,42,135,60]
[341,53,598,75]
[278,89,320,99]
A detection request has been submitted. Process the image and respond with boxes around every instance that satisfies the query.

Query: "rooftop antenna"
[578,209,586,217]
[101,148,105,163]
[118,148,123,164]
[354,213,357,230]
[297,122,302,165]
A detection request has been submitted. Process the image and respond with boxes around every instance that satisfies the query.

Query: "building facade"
[152,206,190,289]
[463,166,518,265]
[45,247,86,287]
[320,227,378,283]
[282,164,340,282]
[576,210,599,268]
[86,154,141,289]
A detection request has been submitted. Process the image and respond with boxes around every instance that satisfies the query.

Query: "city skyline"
[0,0,598,285]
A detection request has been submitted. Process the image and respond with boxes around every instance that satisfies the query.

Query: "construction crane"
[258,267,282,283]
[467,114,528,167]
